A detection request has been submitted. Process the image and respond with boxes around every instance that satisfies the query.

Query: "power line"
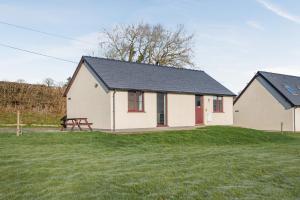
[0,42,77,63]
[0,20,96,45]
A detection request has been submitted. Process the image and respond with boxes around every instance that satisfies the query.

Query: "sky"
[0,0,300,93]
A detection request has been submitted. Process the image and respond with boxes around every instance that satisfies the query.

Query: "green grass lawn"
[1,126,300,200]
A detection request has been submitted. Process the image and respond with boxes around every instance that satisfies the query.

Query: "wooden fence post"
[16,110,22,136]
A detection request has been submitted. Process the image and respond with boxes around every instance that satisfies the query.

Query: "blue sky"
[0,0,300,93]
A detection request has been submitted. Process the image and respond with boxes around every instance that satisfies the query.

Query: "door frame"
[195,95,204,125]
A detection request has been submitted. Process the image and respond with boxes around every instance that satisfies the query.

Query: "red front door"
[195,95,203,124]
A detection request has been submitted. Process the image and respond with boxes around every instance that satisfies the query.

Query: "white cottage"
[234,71,300,132]
[64,56,235,131]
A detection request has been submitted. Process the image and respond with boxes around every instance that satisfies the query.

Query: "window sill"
[213,111,224,113]
[128,111,145,113]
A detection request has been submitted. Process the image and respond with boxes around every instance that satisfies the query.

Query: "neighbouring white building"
[64,56,235,131]
[234,71,300,132]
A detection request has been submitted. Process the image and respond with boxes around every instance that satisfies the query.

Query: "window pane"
[128,99,135,111]
[213,96,217,112]
[128,92,135,101]
[213,96,223,112]
[137,92,143,102]
[196,96,201,107]
[138,101,143,111]
[137,92,143,111]
[219,97,223,112]
[197,99,201,107]
[128,92,136,111]
[128,91,144,111]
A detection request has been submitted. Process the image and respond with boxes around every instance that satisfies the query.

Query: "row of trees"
[0,81,66,114]
[14,77,71,87]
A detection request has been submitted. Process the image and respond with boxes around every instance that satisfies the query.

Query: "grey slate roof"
[258,71,300,106]
[82,56,235,96]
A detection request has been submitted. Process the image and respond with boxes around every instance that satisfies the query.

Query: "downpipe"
[113,90,116,132]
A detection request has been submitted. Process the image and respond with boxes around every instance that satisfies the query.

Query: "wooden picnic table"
[61,117,93,131]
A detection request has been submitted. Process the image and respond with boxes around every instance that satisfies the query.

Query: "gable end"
[63,58,110,97]
[234,72,295,107]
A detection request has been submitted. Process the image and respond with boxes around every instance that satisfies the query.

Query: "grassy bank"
[0,126,300,199]
[0,111,61,126]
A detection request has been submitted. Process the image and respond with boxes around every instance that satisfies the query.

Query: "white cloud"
[246,20,264,30]
[256,0,300,24]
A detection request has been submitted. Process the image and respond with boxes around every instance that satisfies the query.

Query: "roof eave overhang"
[108,87,236,97]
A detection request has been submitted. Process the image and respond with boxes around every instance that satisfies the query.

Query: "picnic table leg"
[71,120,76,131]
[77,119,82,131]
[85,119,93,131]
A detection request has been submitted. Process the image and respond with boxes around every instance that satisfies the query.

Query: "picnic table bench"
[61,117,93,131]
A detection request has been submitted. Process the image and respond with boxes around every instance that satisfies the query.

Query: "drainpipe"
[113,90,116,132]
[294,107,296,132]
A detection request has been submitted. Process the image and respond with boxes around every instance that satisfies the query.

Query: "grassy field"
[0,126,300,199]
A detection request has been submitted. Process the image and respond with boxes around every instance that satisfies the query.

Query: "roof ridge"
[258,71,300,79]
[83,56,204,73]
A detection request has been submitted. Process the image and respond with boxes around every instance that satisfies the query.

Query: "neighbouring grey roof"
[258,71,300,106]
[82,56,235,96]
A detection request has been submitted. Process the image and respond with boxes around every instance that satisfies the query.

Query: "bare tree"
[56,81,66,88]
[66,77,72,84]
[43,78,55,87]
[100,23,194,68]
